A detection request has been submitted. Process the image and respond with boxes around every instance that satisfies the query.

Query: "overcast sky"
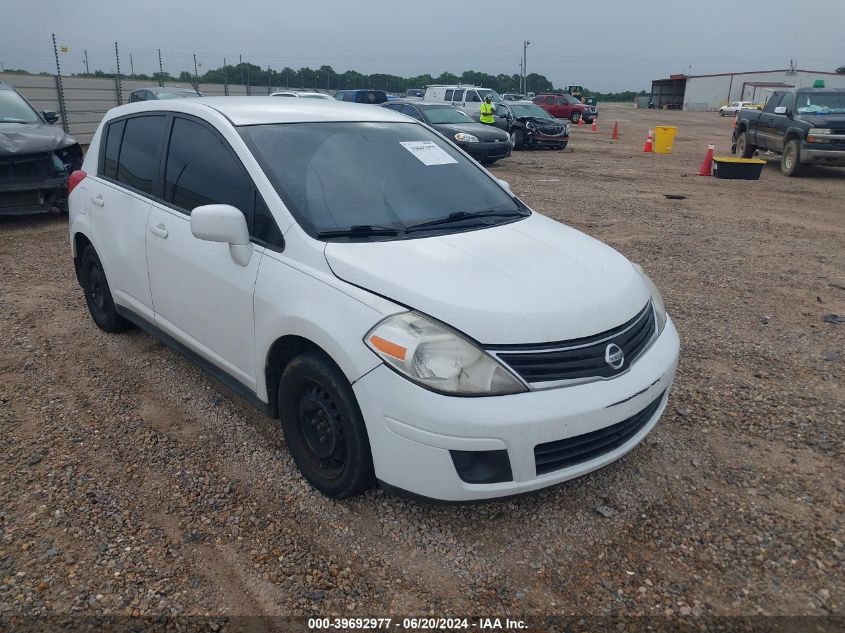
[2,0,843,91]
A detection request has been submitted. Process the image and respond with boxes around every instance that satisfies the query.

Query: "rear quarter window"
[102,119,125,179]
[111,115,167,195]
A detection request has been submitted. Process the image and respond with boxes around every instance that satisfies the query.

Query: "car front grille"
[490,302,656,385]
[536,124,566,136]
[533,390,665,475]
[0,152,56,186]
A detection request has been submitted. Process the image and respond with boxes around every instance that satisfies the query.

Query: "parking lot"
[1,102,843,626]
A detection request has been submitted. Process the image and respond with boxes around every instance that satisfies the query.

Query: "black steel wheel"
[80,245,131,333]
[278,351,375,498]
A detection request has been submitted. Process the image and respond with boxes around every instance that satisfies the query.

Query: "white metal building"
[650,68,845,112]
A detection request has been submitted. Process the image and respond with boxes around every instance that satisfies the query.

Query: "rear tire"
[781,139,802,177]
[80,245,132,333]
[278,351,376,499]
[735,132,755,159]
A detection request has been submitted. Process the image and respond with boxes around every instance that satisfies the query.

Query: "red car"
[532,94,597,123]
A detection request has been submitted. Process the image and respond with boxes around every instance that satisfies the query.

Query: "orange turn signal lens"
[369,335,407,361]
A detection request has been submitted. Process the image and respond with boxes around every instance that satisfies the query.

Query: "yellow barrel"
[653,126,677,154]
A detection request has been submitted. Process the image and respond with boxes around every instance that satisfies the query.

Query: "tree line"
[3,61,649,101]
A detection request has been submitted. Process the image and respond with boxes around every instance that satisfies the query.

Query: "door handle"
[91,194,104,207]
[149,223,168,239]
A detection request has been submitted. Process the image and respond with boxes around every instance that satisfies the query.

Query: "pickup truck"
[732,88,845,176]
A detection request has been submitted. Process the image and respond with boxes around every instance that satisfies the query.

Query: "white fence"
[1,73,320,145]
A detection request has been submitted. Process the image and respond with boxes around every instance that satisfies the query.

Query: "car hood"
[324,213,650,345]
[433,122,508,141]
[796,114,845,128]
[517,116,561,126]
[0,122,78,156]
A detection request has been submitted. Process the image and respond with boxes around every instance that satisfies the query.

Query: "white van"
[423,85,503,116]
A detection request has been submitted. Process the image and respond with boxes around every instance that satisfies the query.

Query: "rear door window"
[113,115,166,195]
[163,117,251,216]
[545,96,555,105]
[445,89,453,101]
[452,90,464,102]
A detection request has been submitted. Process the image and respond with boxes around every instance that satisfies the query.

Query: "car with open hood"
[492,100,569,150]
[0,80,82,215]
[383,100,511,165]
[68,97,679,502]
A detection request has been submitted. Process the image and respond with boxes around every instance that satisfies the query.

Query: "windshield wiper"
[405,209,526,232]
[317,224,401,238]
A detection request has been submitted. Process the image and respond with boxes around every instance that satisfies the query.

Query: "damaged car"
[0,81,83,215]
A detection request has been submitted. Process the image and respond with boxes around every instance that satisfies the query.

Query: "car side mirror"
[42,111,59,124]
[773,106,787,115]
[190,204,253,266]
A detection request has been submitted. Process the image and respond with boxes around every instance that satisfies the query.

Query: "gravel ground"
[0,103,843,631]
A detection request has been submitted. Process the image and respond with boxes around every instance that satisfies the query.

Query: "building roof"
[653,69,844,82]
[104,97,406,125]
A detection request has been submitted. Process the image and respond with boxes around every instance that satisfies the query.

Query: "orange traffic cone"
[732,114,737,130]
[698,143,715,176]
[611,121,619,141]
[578,115,583,126]
[591,119,598,132]
[642,129,654,152]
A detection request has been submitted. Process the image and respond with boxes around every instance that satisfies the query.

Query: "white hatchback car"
[68,98,680,502]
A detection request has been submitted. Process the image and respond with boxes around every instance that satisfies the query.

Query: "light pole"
[522,40,530,95]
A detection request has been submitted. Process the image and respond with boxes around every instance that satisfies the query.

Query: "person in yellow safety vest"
[480,94,495,124]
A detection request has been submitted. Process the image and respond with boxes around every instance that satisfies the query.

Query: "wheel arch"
[72,231,93,283]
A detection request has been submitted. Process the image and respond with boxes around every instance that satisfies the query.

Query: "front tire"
[781,139,802,177]
[569,111,581,123]
[80,245,132,333]
[278,351,375,499]
[735,131,755,159]
[512,129,526,150]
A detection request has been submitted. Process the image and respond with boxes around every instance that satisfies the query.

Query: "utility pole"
[223,58,228,95]
[158,48,164,86]
[84,49,89,74]
[129,53,134,78]
[193,54,198,82]
[267,65,271,94]
[522,40,530,95]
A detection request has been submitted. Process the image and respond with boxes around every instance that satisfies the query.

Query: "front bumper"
[461,139,512,162]
[0,176,69,215]
[800,143,845,166]
[354,317,680,502]
[527,132,569,147]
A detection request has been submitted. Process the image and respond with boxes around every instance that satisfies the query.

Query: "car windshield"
[476,89,501,103]
[239,122,526,239]
[421,106,474,124]
[796,92,845,114]
[509,104,553,120]
[0,90,41,123]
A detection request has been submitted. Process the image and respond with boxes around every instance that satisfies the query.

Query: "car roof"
[104,96,408,125]
[385,100,462,107]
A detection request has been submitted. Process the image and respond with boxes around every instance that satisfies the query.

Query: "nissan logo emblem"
[605,343,624,370]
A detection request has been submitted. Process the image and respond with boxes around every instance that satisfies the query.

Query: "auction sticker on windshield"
[400,141,458,166]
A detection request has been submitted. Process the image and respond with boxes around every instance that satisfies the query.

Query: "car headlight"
[365,312,527,396]
[632,264,668,335]
[454,132,480,143]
